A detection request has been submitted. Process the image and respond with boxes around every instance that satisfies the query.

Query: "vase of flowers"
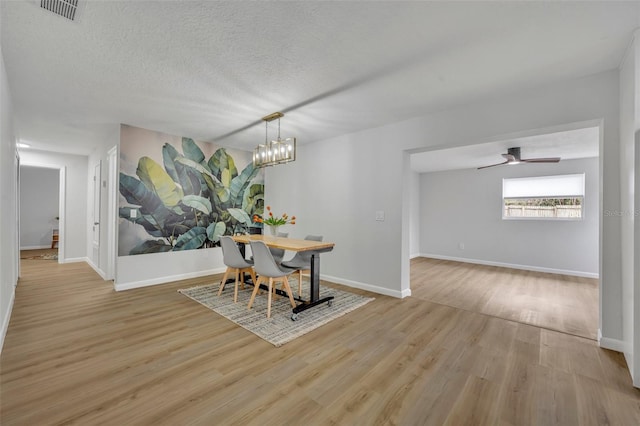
[267,224,280,236]
[253,206,295,236]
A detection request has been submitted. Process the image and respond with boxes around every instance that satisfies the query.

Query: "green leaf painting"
[136,156,184,207]
[119,127,264,255]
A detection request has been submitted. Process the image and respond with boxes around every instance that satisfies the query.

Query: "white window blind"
[503,174,585,198]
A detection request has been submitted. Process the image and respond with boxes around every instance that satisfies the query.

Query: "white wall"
[267,70,623,339]
[0,48,19,353]
[409,170,420,258]
[634,29,640,391]
[620,29,639,387]
[418,157,598,277]
[19,166,59,249]
[20,150,88,262]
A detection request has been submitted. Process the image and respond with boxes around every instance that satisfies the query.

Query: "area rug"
[178,280,374,347]
[21,253,58,260]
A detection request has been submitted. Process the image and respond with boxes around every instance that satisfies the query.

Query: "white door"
[92,162,101,261]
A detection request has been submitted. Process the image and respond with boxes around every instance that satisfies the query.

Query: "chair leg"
[233,270,240,303]
[218,268,232,296]
[281,276,297,308]
[248,268,257,291]
[267,277,273,318]
[247,276,263,310]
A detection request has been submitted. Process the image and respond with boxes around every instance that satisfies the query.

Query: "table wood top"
[231,234,335,252]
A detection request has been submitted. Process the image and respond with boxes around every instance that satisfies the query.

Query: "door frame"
[19,162,66,263]
[106,146,117,280]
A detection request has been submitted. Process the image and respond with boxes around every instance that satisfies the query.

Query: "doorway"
[403,122,601,340]
[19,166,60,251]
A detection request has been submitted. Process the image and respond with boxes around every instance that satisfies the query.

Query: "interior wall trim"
[321,274,409,298]
[0,290,15,354]
[114,267,227,292]
[598,328,629,353]
[419,253,599,279]
[85,257,106,280]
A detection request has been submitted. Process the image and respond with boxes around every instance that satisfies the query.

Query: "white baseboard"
[410,253,421,260]
[597,329,628,353]
[61,256,88,264]
[114,267,227,291]
[20,245,50,250]
[321,274,409,298]
[0,289,15,354]
[85,257,107,280]
[115,268,408,298]
[419,253,599,279]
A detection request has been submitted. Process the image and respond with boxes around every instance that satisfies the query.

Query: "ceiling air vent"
[41,0,78,21]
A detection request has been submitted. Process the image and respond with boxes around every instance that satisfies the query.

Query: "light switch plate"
[130,209,137,218]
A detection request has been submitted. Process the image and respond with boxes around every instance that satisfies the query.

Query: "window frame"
[502,174,585,221]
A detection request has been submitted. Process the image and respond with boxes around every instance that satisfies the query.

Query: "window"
[502,174,585,219]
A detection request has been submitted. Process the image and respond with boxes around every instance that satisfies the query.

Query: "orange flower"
[253,207,296,227]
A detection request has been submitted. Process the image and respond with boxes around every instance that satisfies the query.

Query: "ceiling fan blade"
[521,157,561,163]
[477,161,509,170]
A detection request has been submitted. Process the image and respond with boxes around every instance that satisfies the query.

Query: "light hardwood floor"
[411,257,599,340]
[1,256,638,425]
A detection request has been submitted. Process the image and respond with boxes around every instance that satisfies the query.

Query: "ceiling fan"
[477,147,560,170]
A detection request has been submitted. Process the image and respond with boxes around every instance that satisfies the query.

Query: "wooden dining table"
[232,234,335,320]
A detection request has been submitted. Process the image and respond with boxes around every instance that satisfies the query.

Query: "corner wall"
[620,28,639,387]
[0,48,18,352]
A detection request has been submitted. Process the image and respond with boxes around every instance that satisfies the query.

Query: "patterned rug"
[178,280,374,347]
[21,253,58,260]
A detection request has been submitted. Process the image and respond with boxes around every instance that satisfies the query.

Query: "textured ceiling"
[1,1,639,158]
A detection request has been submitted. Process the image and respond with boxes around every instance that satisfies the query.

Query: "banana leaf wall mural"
[118,125,264,256]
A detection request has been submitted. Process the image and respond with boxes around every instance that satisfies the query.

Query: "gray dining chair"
[281,235,323,297]
[247,240,297,318]
[217,236,257,303]
[269,231,288,263]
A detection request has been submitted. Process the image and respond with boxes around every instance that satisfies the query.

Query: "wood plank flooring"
[411,257,599,340]
[1,255,638,425]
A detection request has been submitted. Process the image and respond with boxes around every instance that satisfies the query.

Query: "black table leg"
[291,253,334,320]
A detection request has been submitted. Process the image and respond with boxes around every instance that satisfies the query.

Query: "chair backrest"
[250,241,290,278]
[269,232,288,262]
[220,236,250,269]
[297,235,324,263]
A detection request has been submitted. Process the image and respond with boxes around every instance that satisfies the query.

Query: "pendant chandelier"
[252,112,296,168]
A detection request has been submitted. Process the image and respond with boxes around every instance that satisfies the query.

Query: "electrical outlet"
[458,242,465,250]
[375,210,385,221]
[130,209,137,218]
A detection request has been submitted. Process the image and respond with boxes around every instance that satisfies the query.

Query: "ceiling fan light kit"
[478,147,560,170]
